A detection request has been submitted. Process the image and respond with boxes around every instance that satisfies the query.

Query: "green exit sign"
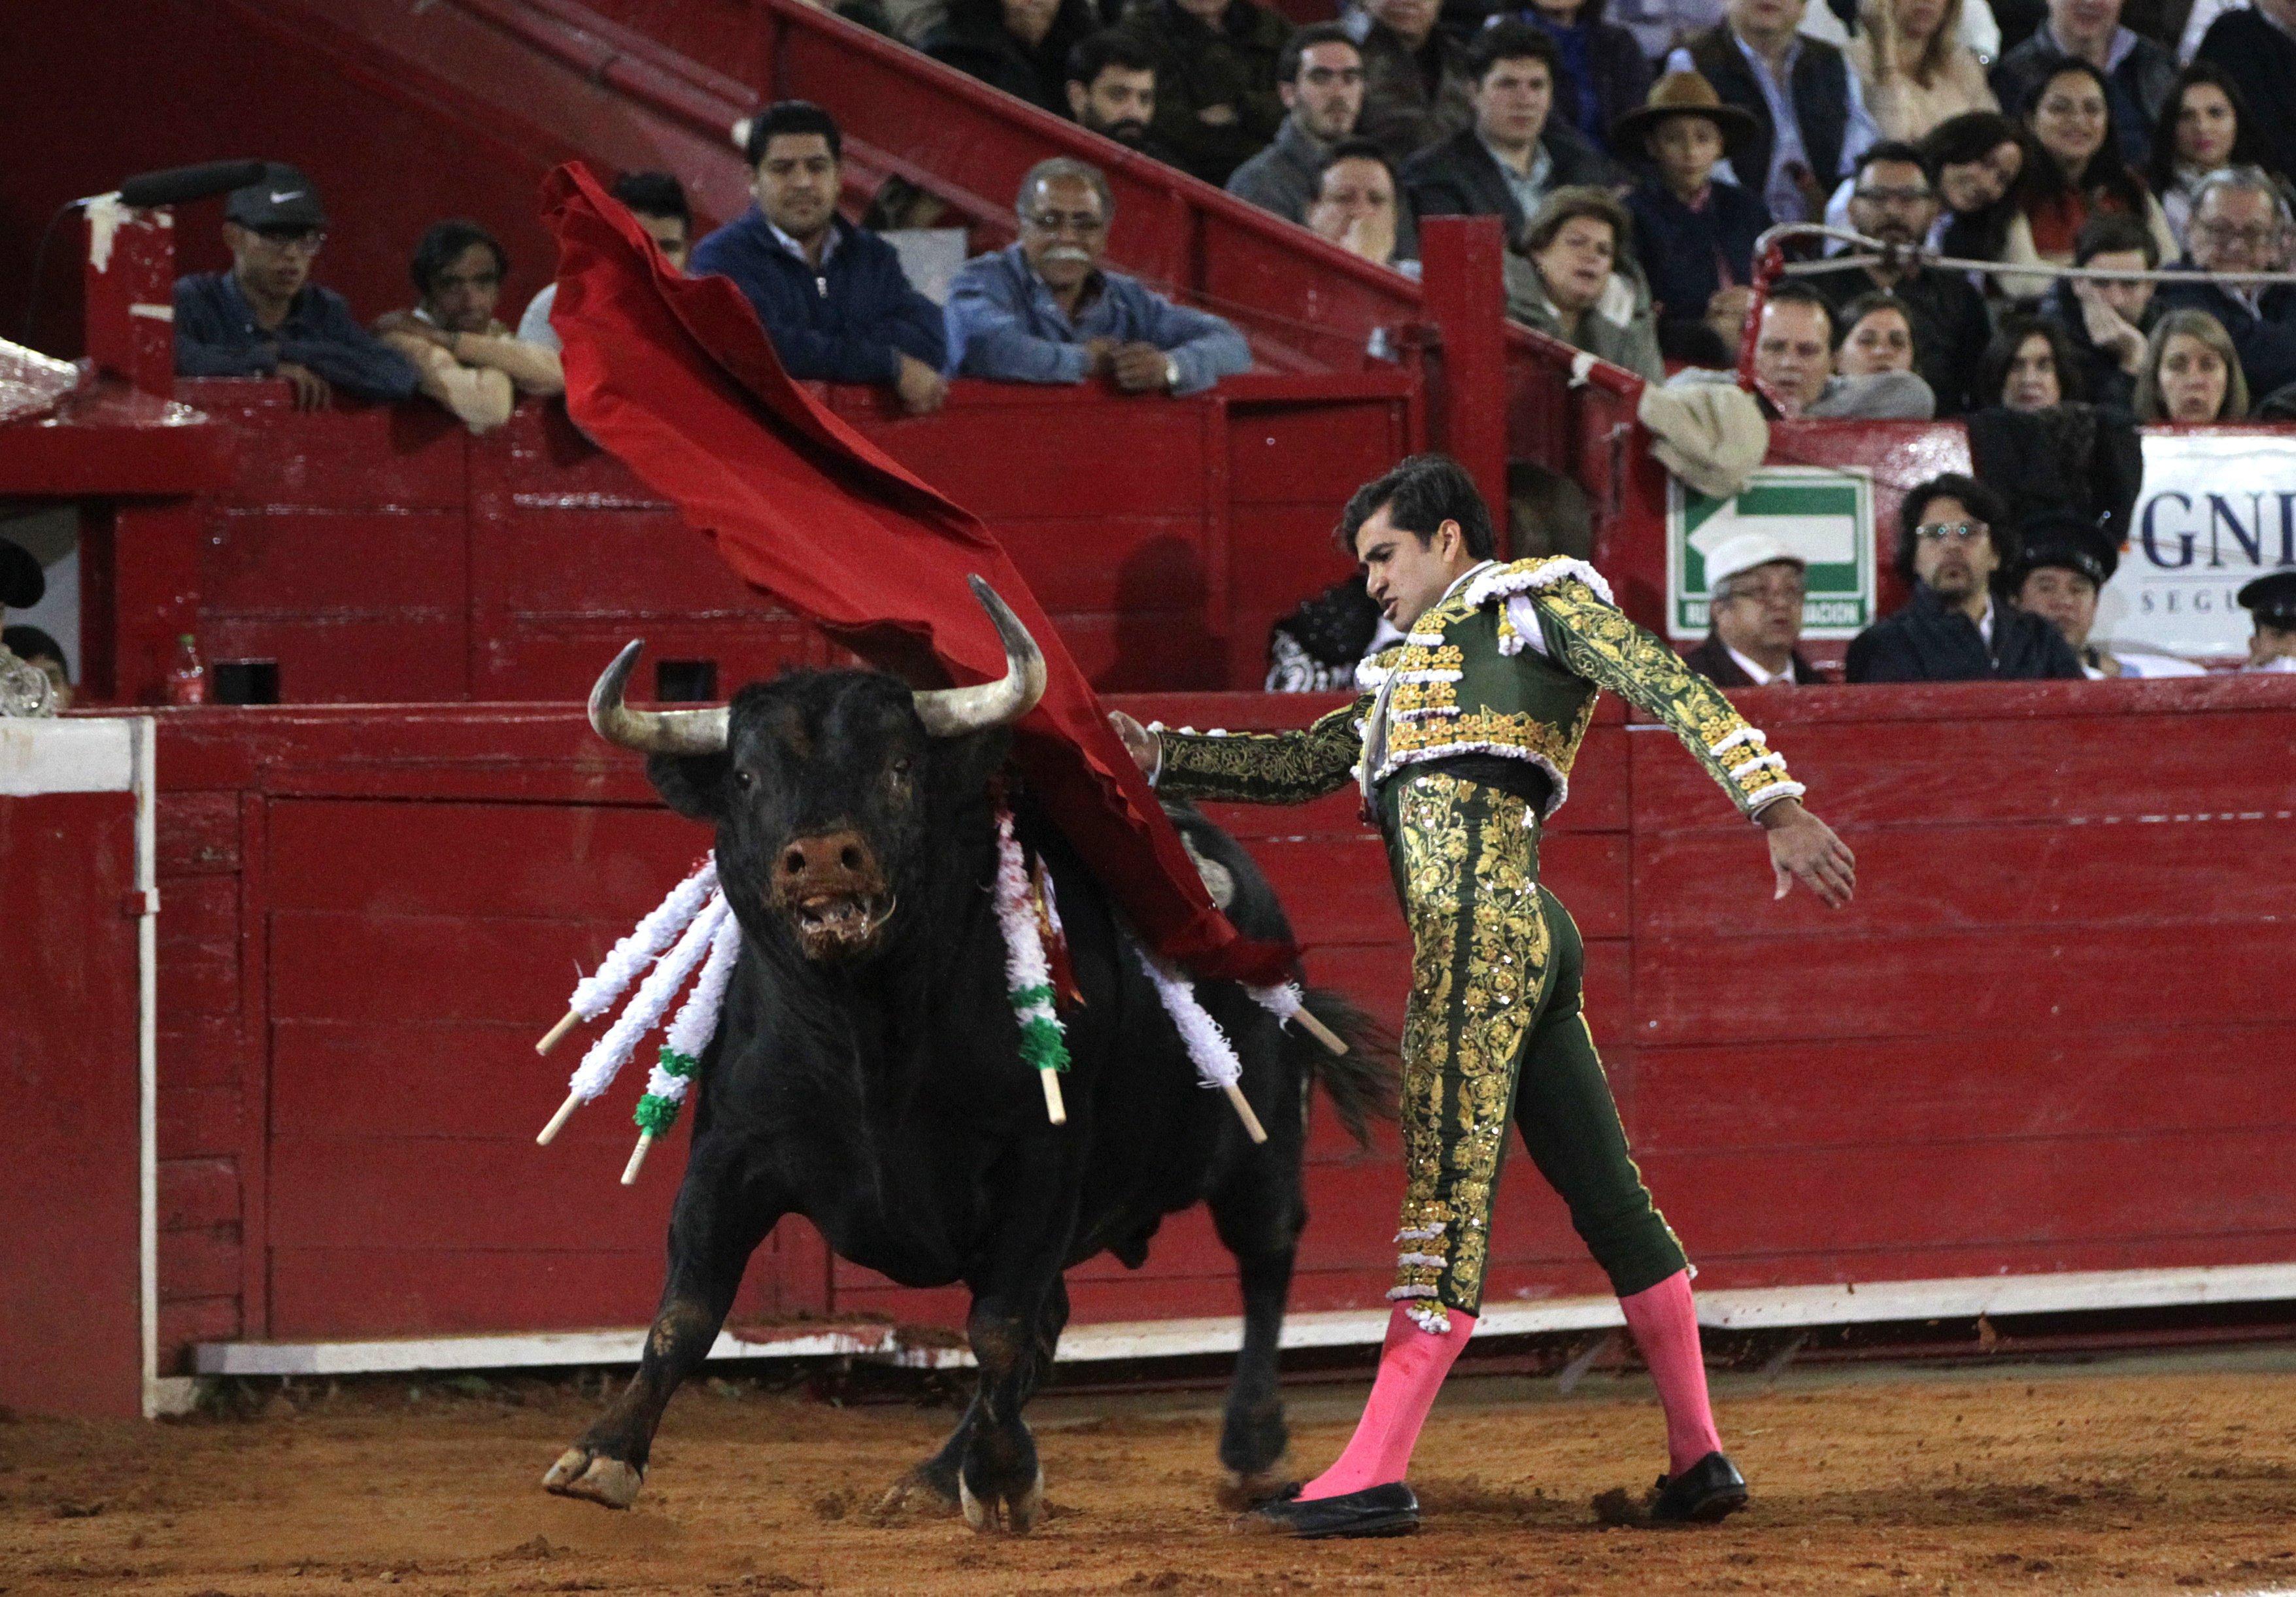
[1668,466,1875,641]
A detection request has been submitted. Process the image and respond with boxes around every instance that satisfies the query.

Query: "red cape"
[541,163,1292,984]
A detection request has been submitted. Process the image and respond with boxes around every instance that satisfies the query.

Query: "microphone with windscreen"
[114,160,267,210]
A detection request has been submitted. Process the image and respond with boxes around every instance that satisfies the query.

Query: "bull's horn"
[911,577,1047,738]
[588,639,730,755]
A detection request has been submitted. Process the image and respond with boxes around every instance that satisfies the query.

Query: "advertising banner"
[2106,431,2296,658]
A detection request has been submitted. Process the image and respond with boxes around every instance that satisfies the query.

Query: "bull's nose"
[779,828,877,885]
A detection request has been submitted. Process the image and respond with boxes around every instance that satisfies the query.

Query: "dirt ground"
[5,1348,2295,1597]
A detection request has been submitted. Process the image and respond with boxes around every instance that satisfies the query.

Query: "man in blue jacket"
[690,102,950,415]
[944,158,1252,393]
[173,165,419,411]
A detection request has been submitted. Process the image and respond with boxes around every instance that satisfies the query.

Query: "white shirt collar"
[768,218,839,267]
[1725,643,1797,685]
[1977,596,1995,647]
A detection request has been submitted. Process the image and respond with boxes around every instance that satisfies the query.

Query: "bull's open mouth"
[788,892,894,957]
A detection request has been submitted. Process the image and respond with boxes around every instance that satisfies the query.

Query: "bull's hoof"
[873,1463,962,1521]
[958,1464,1045,1534]
[541,1447,643,1509]
[1218,1466,1298,1511]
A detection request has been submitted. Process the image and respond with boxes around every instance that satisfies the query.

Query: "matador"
[1112,455,1857,1539]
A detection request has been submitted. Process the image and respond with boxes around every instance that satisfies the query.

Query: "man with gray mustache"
[943,157,1253,394]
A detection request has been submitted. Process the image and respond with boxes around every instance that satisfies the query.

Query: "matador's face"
[1355,507,1476,633]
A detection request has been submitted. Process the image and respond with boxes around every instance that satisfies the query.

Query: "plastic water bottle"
[165,633,209,706]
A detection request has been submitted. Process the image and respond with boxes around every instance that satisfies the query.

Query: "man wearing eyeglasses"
[1227,26,1382,227]
[2153,168,2296,403]
[173,165,419,412]
[1845,473,2085,682]
[943,158,1252,394]
[1683,531,1825,685]
[1809,144,1990,414]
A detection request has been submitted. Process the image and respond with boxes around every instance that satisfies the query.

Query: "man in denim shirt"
[944,158,1252,394]
[173,165,418,411]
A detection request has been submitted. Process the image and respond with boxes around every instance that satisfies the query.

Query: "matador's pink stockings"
[1298,1305,1476,1500]
[1619,1268,1723,1474]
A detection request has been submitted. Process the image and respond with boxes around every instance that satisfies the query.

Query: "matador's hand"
[1107,709,1160,777]
[1758,798,1856,907]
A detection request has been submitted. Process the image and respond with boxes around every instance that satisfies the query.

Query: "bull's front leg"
[544,1135,785,1508]
[956,1268,1070,1534]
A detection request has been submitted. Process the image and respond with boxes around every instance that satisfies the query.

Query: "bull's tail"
[1287,989,1398,1149]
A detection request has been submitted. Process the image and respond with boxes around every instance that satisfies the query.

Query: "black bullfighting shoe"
[1234,1481,1421,1539]
[1648,1451,1749,1524]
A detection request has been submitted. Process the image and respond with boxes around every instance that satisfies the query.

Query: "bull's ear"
[646,751,730,820]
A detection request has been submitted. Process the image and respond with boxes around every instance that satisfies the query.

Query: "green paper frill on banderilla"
[633,1045,699,1134]
[1013,984,1070,1074]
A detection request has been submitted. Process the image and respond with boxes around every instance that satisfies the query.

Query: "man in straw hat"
[1617,71,1773,365]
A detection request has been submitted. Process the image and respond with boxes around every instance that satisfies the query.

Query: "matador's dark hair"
[1337,453,1497,560]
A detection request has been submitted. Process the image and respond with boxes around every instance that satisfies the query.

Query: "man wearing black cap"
[174,164,420,412]
[2009,512,2204,679]
[2238,572,2296,673]
[1846,473,2085,683]
[0,539,56,717]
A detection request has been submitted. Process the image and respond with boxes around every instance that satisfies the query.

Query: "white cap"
[1703,531,1806,592]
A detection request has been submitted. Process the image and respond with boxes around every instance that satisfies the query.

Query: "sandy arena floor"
[4,1347,2295,1597]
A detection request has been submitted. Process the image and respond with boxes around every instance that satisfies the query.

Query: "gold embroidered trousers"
[1387,771,1687,1330]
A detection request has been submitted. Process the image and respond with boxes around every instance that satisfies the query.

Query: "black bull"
[544,662,1394,1531]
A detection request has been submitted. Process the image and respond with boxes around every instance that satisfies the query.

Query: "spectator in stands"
[693,102,950,415]
[1921,109,2028,265]
[1,625,69,711]
[1991,0,2170,167]
[2194,0,2296,192]
[1111,0,1295,186]
[1348,0,1477,165]
[1669,0,1882,225]
[1997,61,2176,299]
[2038,212,2155,410]
[519,172,692,354]
[1739,282,1936,414]
[2131,305,2248,419]
[923,0,1101,114]
[1684,531,1825,684]
[1483,0,1653,157]
[2145,64,2261,252]
[1502,187,1665,378]
[2009,511,2205,675]
[2154,167,2296,406]
[1849,0,1998,143]
[1066,33,1174,158]
[1307,139,1421,267]
[1617,71,1772,367]
[1834,291,1919,374]
[945,157,1253,392]
[174,166,418,413]
[1228,25,1368,220]
[1845,473,2085,680]
[2238,571,2296,670]
[1980,312,2083,407]
[1403,24,1612,246]
[1814,142,1991,411]
[374,221,563,435]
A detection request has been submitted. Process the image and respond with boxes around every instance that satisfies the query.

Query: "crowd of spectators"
[163,0,2296,695]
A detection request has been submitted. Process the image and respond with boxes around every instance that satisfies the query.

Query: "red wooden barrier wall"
[140,675,2296,1372]
[82,375,1410,707]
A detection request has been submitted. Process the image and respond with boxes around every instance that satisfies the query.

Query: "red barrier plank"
[1686,1231,2296,1292]
[159,1158,240,1233]
[268,1136,683,1252]
[1637,817,2296,940]
[185,383,469,511]
[157,875,239,1019]
[1632,921,2296,1046]
[266,799,700,918]
[1644,1128,2296,1256]
[1636,1026,2296,1154]
[269,1249,669,1339]
[271,910,641,1025]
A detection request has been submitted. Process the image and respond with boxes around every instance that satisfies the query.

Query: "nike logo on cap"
[270,190,305,203]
